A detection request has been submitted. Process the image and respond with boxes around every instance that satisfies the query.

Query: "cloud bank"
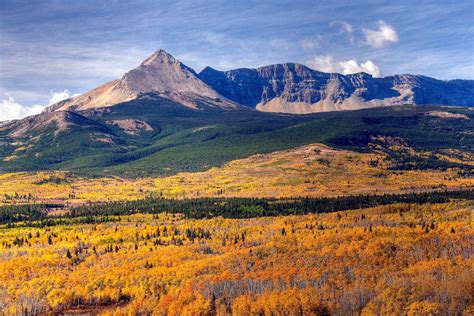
[0,90,76,121]
[0,95,44,122]
[308,55,381,77]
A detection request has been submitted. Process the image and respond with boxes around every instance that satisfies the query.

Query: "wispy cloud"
[330,21,354,43]
[0,35,150,80]
[338,21,353,34]
[0,32,152,106]
[300,36,321,50]
[308,55,381,77]
[270,39,291,50]
[201,32,226,46]
[363,20,399,48]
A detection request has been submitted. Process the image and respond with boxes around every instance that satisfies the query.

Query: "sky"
[1,0,473,120]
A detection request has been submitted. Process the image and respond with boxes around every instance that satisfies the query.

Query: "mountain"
[198,64,474,114]
[1,49,473,176]
[0,110,122,170]
[43,49,474,116]
[46,49,240,113]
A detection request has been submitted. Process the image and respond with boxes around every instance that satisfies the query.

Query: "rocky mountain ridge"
[198,63,474,114]
[43,49,474,116]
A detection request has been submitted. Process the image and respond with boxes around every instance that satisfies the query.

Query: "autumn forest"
[1,199,472,315]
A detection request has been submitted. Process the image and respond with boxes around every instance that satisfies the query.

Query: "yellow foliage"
[1,144,472,206]
[0,202,472,314]
[407,301,443,316]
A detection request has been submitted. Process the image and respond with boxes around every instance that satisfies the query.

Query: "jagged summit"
[46,49,240,112]
[141,49,184,67]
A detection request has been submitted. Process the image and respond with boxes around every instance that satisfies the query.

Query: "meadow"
[1,143,472,206]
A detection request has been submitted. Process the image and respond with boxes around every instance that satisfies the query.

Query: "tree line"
[1,189,471,226]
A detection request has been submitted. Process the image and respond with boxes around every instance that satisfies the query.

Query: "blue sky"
[0,0,473,119]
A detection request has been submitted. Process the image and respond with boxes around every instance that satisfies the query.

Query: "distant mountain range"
[45,49,474,115]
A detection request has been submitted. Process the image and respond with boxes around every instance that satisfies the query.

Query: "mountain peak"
[46,49,240,112]
[141,49,178,66]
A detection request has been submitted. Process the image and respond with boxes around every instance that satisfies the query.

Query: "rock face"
[106,119,153,135]
[426,111,470,120]
[198,64,474,114]
[46,49,240,112]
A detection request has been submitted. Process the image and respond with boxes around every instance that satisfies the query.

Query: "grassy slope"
[1,143,472,204]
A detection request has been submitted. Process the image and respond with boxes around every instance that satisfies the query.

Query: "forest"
[0,189,472,225]
[0,200,472,315]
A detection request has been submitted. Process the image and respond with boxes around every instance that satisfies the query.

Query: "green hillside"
[1,95,473,177]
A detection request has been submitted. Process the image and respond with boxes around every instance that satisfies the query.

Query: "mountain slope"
[1,101,472,177]
[0,110,116,142]
[46,49,240,112]
[198,64,474,114]
[0,110,122,170]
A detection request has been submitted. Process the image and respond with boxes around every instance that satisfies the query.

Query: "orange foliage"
[0,201,472,314]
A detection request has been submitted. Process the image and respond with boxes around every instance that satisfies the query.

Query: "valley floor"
[1,143,472,206]
[0,201,472,315]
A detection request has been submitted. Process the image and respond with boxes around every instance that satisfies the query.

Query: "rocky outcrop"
[106,119,153,135]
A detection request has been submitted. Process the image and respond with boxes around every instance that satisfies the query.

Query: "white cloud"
[308,55,339,73]
[308,55,381,77]
[340,60,381,77]
[48,89,78,105]
[0,94,44,121]
[0,90,79,122]
[363,20,399,48]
